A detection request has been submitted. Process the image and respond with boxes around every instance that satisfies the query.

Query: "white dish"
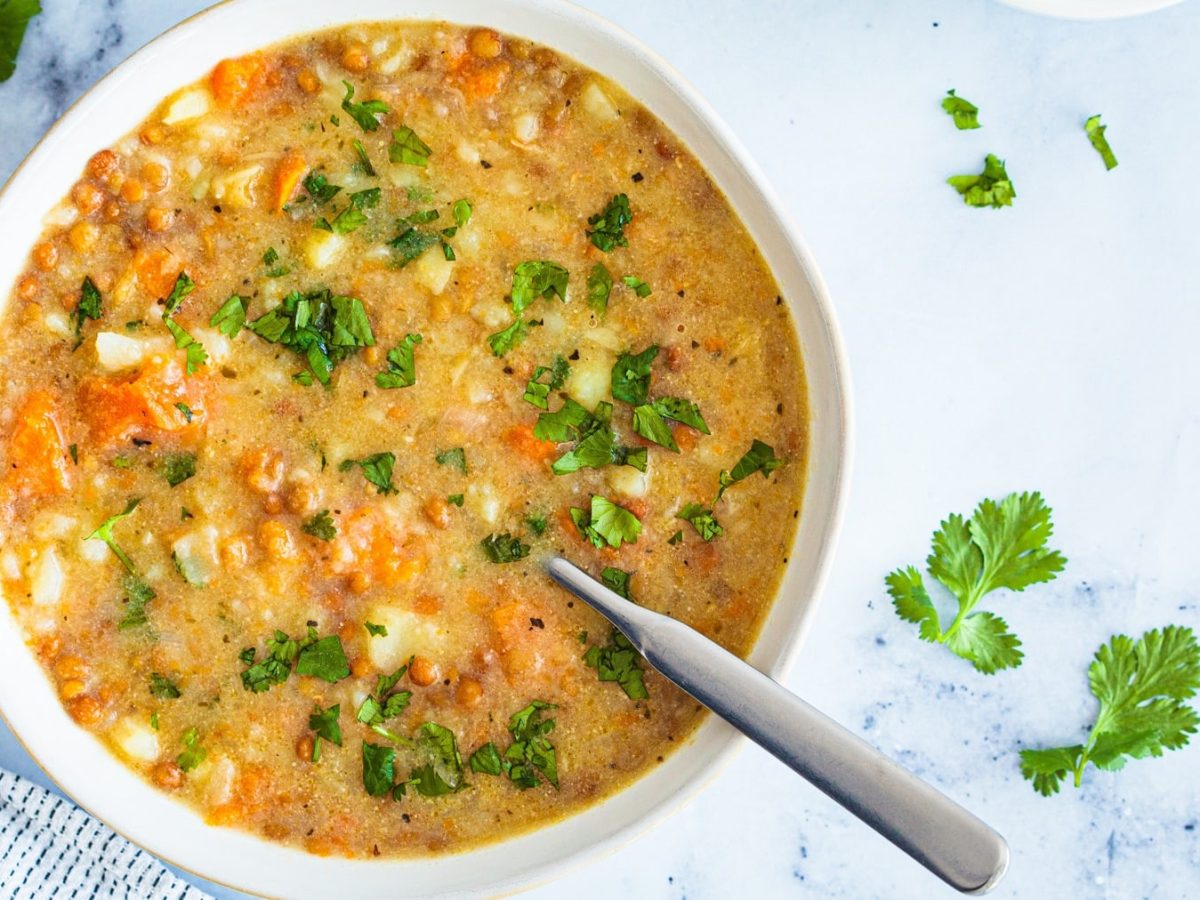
[995,0,1183,19]
[0,1,852,896]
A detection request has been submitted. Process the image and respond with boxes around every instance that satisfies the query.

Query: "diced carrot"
[501,423,558,464]
[673,424,699,453]
[132,246,183,300]
[4,391,73,498]
[273,152,306,212]
[210,54,271,108]
[80,355,208,447]
[702,335,727,353]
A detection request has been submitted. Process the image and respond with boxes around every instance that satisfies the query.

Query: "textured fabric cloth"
[0,769,212,900]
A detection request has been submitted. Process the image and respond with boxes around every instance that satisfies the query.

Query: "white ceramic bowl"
[995,0,1183,19]
[0,1,852,896]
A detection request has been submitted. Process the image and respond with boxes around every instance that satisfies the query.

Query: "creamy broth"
[0,21,806,856]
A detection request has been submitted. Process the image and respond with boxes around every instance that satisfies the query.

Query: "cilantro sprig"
[948,154,1016,209]
[586,193,632,252]
[1085,115,1118,171]
[341,80,389,132]
[469,701,559,790]
[246,288,375,386]
[1020,626,1199,796]
[161,273,208,374]
[239,626,350,692]
[941,89,981,130]
[887,492,1066,674]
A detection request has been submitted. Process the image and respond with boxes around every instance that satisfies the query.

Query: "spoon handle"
[547,557,1008,895]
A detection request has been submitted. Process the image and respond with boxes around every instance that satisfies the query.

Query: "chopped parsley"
[631,404,677,451]
[362,741,396,797]
[72,276,102,347]
[510,261,569,315]
[452,198,472,227]
[161,272,208,374]
[523,356,571,409]
[487,317,540,357]
[610,345,658,406]
[308,703,342,762]
[364,622,388,637]
[245,288,375,385]
[341,80,389,132]
[149,673,181,699]
[301,171,341,206]
[352,139,376,176]
[941,89,981,130]
[586,193,632,252]
[315,187,380,235]
[525,512,548,535]
[294,632,350,683]
[85,498,142,574]
[339,451,396,495]
[162,452,196,487]
[600,566,633,599]
[1085,114,1118,171]
[536,398,645,475]
[668,529,683,545]
[716,439,784,500]
[677,502,723,541]
[947,154,1016,208]
[176,727,207,772]
[585,628,648,700]
[387,222,440,268]
[375,333,423,388]
[435,447,467,474]
[409,722,468,796]
[622,275,651,297]
[174,401,194,424]
[447,493,464,507]
[240,626,350,691]
[468,742,503,776]
[356,660,413,741]
[261,246,291,278]
[481,532,530,564]
[302,509,337,541]
[586,263,613,315]
[570,495,642,549]
[469,701,559,789]
[209,294,248,338]
[653,396,709,434]
[389,125,432,166]
[117,575,156,630]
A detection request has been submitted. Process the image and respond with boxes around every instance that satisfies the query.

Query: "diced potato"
[365,604,446,670]
[470,302,510,330]
[80,534,109,563]
[586,327,622,352]
[43,311,70,338]
[378,46,414,75]
[580,80,620,122]
[455,141,481,165]
[191,327,232,364]
[29,548,64,607]
[112,716,160,762]
[414,249,453,295]
[209,164,262,209]
[304,230,347,269]
[607,465,649,498]
[205,757,235,804]
[162,87,212,125]
[0,551,20,580]
[171,526,219,588]
[564,344,614,409]
[94,331,150,372]
[512,112,539,143]
[466,482,501,525]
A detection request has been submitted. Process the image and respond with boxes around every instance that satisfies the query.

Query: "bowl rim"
[0,1,854,896]
[992,0,1183,19]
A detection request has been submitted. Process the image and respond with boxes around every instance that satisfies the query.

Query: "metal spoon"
[546,557,1009,895]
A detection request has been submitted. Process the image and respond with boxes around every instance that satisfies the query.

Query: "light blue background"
[2,1,1198,897]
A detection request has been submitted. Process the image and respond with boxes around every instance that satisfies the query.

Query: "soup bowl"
[0,0,852,895]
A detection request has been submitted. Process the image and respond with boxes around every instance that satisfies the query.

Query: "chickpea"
[16,276,39,302]
[68,221,100,254]
[71,182,105,216]
[59,679,87,700]
[152,761,184,790]
[456,676,484,709]
[408,655,439,687]
[140,124,166,145]
[146,206,175,233]
[221,536,250,568]
[67,695,103,726]
[258,520,298,560]
[87,149,120,181]
[120,179,146,203]
[103,200,122,222]
[141,160,169,192]
[341,42,370,71]
[32,242,58,270]
[348,571,372,595]
[297,69,320,94]
[263,493,284,515]
[296,734,314,761]
[285,474,322,517]
[469,29,503,59]
[241,447,286,494]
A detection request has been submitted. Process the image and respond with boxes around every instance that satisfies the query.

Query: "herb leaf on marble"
[1020,626,1200,796]
[0,0,40,82]
[886,491,1066,674]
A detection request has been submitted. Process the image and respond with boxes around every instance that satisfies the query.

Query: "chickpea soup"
[0,21,807,857]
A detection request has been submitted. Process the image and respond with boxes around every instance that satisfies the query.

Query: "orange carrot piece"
[210,54,270,108]
[4,391,73,497]
[501,423,558,464]
[81,355,208,447]
[132,246,183,300]
[273,152,306,212]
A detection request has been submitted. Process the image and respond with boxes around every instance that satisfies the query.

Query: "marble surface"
[3,1,1199,897]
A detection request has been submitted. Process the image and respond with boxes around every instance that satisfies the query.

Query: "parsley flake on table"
[947,154,1016,208]
[586,193,632,252]
[376,333,423,388]
[339,451,397,495]
[0,0,40,82]
[887,491,1066,674]
[341,80,389,131]
[941,89,981,130]
[1020,626,1199,796]
[1084,114,1118,171]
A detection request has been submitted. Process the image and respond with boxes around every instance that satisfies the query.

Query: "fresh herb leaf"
[302,509,337,541]
[571,495,641,549]
[587,263,613,315]
[352,139,376,176]
[161,273,207,374]
[375,333,423,388]
[174,401,194,424]
[302,171,341,206]
[339,451,397,495]
[468,741,502,776]
[585,630,647,700]
[948,154,1016,209]
[389,125,432,166]
[365,622,388,637]
[162,452,196,487]
[86,498,142,574]
[341,80,389,132]
[523,356,571,409]
[447,493,464,507]
[941,89,981,130]
[887,492,1066,674]
[295,632,351,683]
[586,193,632,252]
[481,533,530,564]
[1020,626,1199,796]
[309,703,342,762]
[316,187,381,234]
[652,396,709,434]
[0,0,41,83]
[209,295,248,338]
[525,513,548,535]
[600,567,633,600]
[677,502,723,541]
[534,397,593,443]
[622,275,651,297]
[387,225,440,268]
[72,276,102,346]
[409,722,467,796]
[668,529,683,545]
[149,672,181,699]
[632,404,678,451]
[502,701,559,789]
[435,447,467,474]
[487,317,540,357]
[452,198,472,227]
[1085,114,1118,171]
[362,741,396,796]
[177,727,207,772]
[611,345,658,406]
[117,575,156,630]
[716,439,784,500]
[240,629,300,692]
[511,261,569,316]
[246,288,375,385]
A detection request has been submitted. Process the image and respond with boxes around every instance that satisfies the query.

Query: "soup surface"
[0,21,806,856]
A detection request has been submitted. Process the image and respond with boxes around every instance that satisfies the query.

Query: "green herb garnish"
[435,447,467,474]
[301,171,341,206]
[177,727,207,772]
[149,673,181,699]
[162,452,196,487]
[0,0,41,83]
[376,333,423,388]
[941,89,981,130]
[585,630,647,700]
[308,703,342,762]
[341,80,389,132]
[610,345,658,406]
[570,495,641,549]
[586,193,632,252]
[339,451,396,495]
[586,263,613,315]
[85,498,142,574]
[389,125,432,166]
[72,276,102,347]
[245,288,375,385]
[947,154,1016,208]
[481,533,530,564]
[622,275,651,297]
[161,272,208,374]
[302,509,337,541]
[487,317,540,357]
[523,356,571,409]
[677,502,723,541]
[364,622,388,637]
[716,439,783,500]
[209,295,248,338]
[1085,114,1118,171]
[362,741,396,796]
[511,261,569,316]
